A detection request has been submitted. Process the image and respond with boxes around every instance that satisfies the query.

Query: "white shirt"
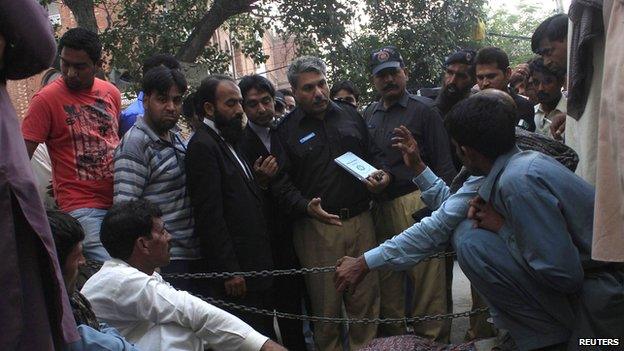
[203,118,253,179]
[248,121,271,152]
[81,259,268,351]
[534,94,567,139]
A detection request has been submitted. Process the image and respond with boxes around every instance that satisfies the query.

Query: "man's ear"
[504,67,512,82]
[402,67,409,79]
[142,93,150,111]
[203,101,215,119]
[135,236,150,256]
[460,145,474,158]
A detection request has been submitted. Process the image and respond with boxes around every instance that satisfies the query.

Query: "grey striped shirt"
[113,117,200,260]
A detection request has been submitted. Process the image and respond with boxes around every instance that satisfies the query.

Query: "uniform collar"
[477,146,521,201]
[374,90,409,112]
[299,100,339,122]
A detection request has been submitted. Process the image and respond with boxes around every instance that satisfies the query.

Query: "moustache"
[313,97,328,105]
[446,84,458,93]
[383,84,399,92]
[537,92,552,101]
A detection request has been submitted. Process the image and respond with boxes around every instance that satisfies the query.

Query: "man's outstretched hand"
[392,125,426,175]
[334,256,369,293]
[307,197,342,226]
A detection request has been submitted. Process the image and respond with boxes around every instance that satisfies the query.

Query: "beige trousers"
[293,211,380,351]
[373,191,450,343]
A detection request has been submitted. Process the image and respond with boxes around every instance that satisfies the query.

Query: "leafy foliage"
[274,0,486,102]
[482,3,556,67]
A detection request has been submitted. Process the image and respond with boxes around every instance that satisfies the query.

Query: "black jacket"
[239,125,300,270]
[186,124,273,291]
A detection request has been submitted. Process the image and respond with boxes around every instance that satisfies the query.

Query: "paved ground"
[450,260,472,344]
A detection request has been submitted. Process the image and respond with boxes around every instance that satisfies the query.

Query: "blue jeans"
[69,208,110,262]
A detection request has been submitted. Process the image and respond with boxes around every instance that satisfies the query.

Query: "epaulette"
[408,93,435,107]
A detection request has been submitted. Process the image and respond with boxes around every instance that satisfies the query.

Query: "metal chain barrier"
[84,251,486,324]
[196,294,488,324]
[160,251,457,280]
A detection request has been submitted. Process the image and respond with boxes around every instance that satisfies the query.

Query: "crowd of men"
[1,0,623,350]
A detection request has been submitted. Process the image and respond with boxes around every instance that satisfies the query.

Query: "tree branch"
[176,0,258,63]
[63,0,98,33]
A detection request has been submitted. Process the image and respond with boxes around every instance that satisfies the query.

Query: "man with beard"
[186,75,276,340]
[22,28,122,262]
[113,66,201,293]
[435,49,477,171]
[434,49,498,341]
[362,46,456,342]
[474,47,536,132]
[434,49,476,118]
[530,57,566,139]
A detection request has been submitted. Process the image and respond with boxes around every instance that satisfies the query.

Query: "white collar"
[203,118,220,136]
[248,121,270,135]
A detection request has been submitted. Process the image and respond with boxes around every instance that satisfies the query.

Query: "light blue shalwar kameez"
[365,147,623,350]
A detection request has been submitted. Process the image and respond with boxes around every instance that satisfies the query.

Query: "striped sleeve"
[113,139,149,203]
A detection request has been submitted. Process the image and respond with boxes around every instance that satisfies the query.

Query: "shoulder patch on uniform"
[408,94,435,107]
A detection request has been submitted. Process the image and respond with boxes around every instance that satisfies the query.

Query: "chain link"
[85,251,456,279]
[84,252,483,324]
[197,295,488,324]
[159,251,457,280]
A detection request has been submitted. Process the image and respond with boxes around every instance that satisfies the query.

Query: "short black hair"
[100,200,163,260]
[475,47,510,72]
[142,65,187,96]
[58,28,102,64]
[329,80,360,102]
[531,14,568,54]
[528,56,564,81]
[142,54,181,76]
[445,95,516,161]
[238,74,276,99]
[182,92,197,122]
[195,74,235,117]
[278,88,294,98]
[47,210,85,268]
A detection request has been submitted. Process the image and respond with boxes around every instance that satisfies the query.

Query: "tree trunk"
[64,0,99,33]
[176,0,257,63]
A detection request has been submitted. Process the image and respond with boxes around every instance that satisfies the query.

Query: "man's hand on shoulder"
[334,256,370,294]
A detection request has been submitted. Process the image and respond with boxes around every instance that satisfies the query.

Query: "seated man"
[47,209,139,350]
[81,199,285,351]
[336,92,623,350]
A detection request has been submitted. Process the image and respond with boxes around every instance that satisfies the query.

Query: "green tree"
[482,3,556,67]
[287,0,487,103]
